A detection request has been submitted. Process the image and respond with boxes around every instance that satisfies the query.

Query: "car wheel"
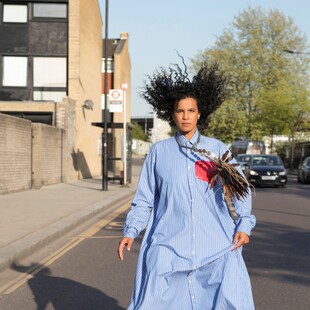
[297,173,302,183]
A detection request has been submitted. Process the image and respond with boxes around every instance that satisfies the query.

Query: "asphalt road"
[244,176,310,310]
[0,175,309,309]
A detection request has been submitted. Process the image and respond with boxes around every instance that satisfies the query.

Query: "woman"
[118,63,256,309]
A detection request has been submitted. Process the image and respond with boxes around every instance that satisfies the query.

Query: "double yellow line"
[1,202,130,296]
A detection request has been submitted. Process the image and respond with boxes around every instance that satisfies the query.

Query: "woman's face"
[173,97,200,139]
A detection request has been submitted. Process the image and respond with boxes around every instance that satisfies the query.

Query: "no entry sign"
[109,89,123,112]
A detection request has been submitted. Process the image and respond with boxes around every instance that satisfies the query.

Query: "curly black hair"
[140,61,228,128]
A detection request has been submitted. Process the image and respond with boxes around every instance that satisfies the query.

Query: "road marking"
[78,235,121,239]
[1,202,131,296]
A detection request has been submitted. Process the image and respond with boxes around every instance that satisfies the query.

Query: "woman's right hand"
[117,237,133,261]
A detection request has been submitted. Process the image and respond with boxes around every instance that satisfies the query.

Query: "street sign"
[109,89,123,112]
[121,82,128,90]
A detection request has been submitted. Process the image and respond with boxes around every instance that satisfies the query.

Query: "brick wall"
[0,113,74,194]
[32,123,63,189]
[0,113,32,194]
[68,0,103,179]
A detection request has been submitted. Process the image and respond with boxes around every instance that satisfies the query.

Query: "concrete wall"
[132,139,151,156]
[0,114,32,194]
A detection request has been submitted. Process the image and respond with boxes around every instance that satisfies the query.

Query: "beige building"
[0,0,113,193]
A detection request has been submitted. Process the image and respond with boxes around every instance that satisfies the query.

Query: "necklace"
[175,132,201,150]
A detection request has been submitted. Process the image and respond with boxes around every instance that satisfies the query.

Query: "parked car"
[243,154,287,188]
[236,154,252,172]
[297,156,310,184]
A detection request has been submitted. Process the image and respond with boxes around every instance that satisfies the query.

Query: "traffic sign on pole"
[109,89,123,112]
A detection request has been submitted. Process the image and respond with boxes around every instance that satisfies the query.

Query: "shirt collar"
[176,129,200,146]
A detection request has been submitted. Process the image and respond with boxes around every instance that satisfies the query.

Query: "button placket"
[187,272,197,309]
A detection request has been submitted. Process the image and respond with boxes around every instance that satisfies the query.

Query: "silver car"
[297,156,310,184]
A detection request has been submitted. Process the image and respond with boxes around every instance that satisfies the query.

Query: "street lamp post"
[102,0,109,191]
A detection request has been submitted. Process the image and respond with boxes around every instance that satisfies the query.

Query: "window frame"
[2,56,28,87]
[33,56,67,88]
[2,4,28,23]
[31,3,68,21]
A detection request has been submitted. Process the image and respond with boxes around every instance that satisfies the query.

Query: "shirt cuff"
[236,218,254,236]
[123,226,139,239]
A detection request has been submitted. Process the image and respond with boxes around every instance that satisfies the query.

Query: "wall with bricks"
[0,113,32,194]
[68,0,103,179]
[0,112,75,194]
[32,123,63,189]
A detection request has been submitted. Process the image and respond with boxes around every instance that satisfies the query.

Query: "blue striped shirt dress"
[123,130,256,309]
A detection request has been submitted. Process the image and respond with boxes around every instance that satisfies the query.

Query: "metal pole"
[102,0,109,191]
[123,89,127,185]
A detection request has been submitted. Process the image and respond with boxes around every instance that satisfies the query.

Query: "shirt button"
[192,251,195,255]
[193,234,195,238]
[192,296,195,299]
[192,216,195,220]
[188,280,192,284]
[188,165,190,169]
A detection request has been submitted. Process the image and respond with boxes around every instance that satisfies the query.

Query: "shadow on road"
[11,262,125,310]
[244,221,310,286]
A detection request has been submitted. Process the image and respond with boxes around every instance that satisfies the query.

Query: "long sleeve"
[224,148,256,236]
[123,146,158,239]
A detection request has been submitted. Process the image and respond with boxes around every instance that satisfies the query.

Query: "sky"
[98,0,310,117]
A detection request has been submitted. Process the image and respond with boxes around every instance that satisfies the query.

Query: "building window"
[33,57,67,87]
[2,57,28,87]
[33,91,66,102]
[3,4,28,23]
[33,3,67,18]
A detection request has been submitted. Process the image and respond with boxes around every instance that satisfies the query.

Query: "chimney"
[120,32,129,40]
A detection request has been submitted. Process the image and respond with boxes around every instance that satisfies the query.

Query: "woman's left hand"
[232,231,250,251]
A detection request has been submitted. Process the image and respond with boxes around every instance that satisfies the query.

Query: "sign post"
[121,83,128,185]
[109,89,123,112]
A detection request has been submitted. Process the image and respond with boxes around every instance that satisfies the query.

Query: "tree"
[132,121,147,141]
[192,6,310,144]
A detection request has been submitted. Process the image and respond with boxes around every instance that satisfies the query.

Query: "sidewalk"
[0,156,143,273]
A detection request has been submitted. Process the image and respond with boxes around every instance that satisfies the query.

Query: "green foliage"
[132,121,147,141]
[192,6,310,143]
[274,141,289,160]
[168,127,177,137]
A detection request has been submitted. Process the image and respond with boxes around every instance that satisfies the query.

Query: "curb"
[0,189,135,273]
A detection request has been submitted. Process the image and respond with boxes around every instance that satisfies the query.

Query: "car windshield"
[251,155,283,166]
[237,155,251,162]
